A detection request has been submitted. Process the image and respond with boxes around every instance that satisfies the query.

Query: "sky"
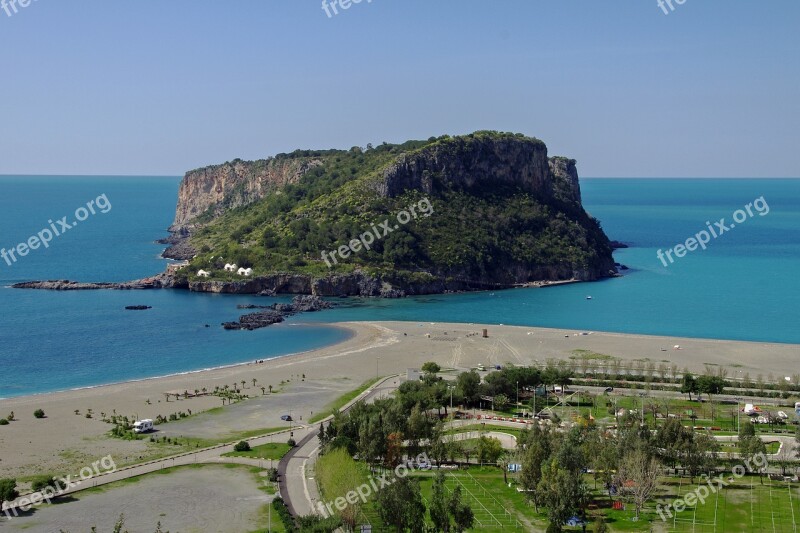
[0,0,798,177]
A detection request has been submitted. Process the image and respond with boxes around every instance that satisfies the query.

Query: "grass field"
[222,441,291,461]
[654,475,800,532]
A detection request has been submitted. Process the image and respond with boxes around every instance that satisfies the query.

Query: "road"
[277,375,402,517]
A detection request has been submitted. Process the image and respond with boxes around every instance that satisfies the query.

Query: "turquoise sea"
[0,177,797,398]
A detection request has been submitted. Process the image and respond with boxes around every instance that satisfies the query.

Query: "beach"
[0,320,797,481]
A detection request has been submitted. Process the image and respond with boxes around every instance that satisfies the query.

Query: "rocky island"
[14,131,618,297]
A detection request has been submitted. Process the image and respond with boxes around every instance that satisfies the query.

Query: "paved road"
[277,375,402,517]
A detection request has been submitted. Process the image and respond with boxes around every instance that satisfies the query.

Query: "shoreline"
[0,323,357,401]
[1,320,798,479]
[2,319,799,401]
[2,320,797,405]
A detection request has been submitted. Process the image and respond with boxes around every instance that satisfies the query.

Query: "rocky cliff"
[374,135,552,197]
[171,157,323,229]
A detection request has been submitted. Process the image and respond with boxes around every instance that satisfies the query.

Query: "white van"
[133,419,154,433]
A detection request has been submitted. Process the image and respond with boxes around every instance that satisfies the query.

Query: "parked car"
[604,387,614,393]
[281,415,293,422]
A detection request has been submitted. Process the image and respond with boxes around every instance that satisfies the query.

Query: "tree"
[493,394,510,412]
[430,471,451,532]
[376,476,426,532]
[476,436,504,464]
[455,371,481,406]
[449,485,475,533]
[422,362,441,376]
[681,372,697,400]
[537,460,574,532]
[234,441,251,452]
[681,432,719,483]
[616,448,661,519]
[739,422,767,482]
[520,424,553,510]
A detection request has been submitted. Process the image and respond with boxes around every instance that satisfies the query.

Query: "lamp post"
[735,397,742,433]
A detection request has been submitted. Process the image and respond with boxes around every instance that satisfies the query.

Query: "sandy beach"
[1,320,797,481]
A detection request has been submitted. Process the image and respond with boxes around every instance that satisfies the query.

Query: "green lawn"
[223,442,292,461]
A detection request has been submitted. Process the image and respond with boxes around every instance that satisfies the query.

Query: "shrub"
[287,438,296,447]
[31,475,58,493]
[234,441,251,452]
[0,419,8,425]
[34,409,45,419]
[272,497,295,531]
[266,467,279,482]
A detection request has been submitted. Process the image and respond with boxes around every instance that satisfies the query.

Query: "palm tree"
[252,378,258,388]
[261,387,266,396]
[268,385,273,394]
[241,380,246,390]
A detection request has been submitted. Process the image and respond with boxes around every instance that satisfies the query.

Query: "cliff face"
[375,136,558,198]
[548,156,582,204]
[171,157,322,229]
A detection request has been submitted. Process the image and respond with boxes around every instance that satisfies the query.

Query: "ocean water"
[0,176,797,397]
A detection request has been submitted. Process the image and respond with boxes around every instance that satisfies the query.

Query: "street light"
[735,397,742,433]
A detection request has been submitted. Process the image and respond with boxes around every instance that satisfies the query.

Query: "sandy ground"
[0,465,270,533]
[1,321,797,481]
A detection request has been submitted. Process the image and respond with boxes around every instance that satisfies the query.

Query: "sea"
[0,176,797,398]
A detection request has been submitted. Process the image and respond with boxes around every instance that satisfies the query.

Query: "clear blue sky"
[1,1,798,177]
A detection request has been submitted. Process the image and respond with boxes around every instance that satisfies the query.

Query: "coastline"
[1,320,798,480]
[0,323,357,401]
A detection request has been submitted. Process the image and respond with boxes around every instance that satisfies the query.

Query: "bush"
[0,419,8,425]
[31,475,58,493]
[234,441,251,452]
[287,438,296,447]
[34,409,45,419]
[266,467,279,482]
[272,497,295,531]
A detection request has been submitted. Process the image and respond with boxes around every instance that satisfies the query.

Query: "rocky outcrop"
[12,272,186,291]
[158,229,196,260]
[548,156,582,204]
[222,295,334,330]
[171,157,323,229]
[374,135,553,198]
